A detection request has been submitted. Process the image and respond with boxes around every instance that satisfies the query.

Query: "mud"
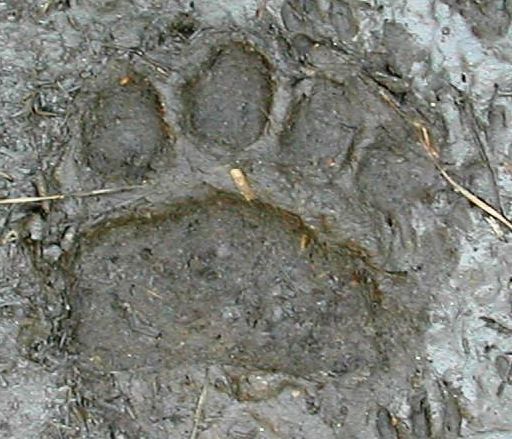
[80,63,174,183]
[0,0,512,438]
[182,42,273,152]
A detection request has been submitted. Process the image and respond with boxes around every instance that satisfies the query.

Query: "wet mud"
[0,0,511,438]
[80,64,174,183]
[182,42,273,152]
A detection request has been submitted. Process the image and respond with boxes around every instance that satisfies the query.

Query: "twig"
[230,168,256,202]
[436,165,512,230]
[190,369,209,439]
[0,185,143,206]
[103,44,173,76]
[378,88,512,233]
[416,124,512,232]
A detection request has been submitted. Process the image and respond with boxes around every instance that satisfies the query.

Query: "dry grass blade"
[378,85,511,233]
[413,122,440,159]
[230,168,256,201]
[0,185,142,206]
[416,124,512,232]
[436,165,512,230]
[190,369,209,439]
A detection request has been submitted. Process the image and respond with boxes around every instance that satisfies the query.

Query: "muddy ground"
[0,1,512,438]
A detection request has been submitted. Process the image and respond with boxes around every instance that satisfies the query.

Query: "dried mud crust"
[80,66,174,183]
[69,195,376,377]
[181,42,273,153]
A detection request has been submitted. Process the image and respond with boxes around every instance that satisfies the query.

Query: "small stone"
[28,214,44,242]
[43,245,62,263]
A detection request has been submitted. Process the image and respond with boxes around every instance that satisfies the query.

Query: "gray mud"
[0,1,511,438]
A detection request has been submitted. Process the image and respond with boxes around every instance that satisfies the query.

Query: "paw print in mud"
[72,197,376,377]
[60,20,457,439]
[3,0,505,437]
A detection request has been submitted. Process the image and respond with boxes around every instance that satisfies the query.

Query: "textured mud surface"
[1,1,512,438]
[80,64,174,183]
[72,197,377,375]
[182,42,273,151]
